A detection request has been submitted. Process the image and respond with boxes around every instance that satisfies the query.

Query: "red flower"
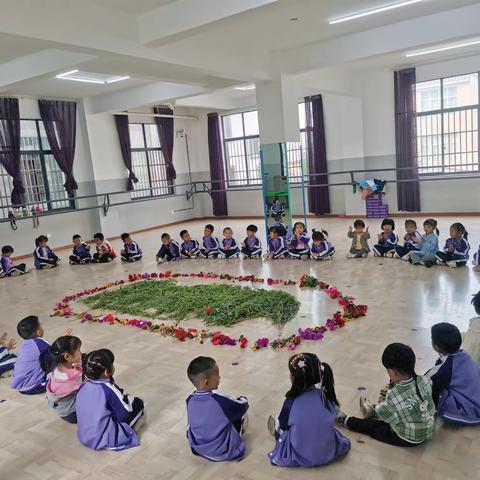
[165,271,171,278]
[175,327,188,342]
[239,335,248,348]
[205,306,213,315]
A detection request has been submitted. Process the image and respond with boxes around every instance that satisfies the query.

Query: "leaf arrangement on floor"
[52,271,368,351]
[83,280,300,327]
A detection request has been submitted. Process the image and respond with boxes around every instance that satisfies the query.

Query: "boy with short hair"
[266,225,288,259]
[69,234,92,265]
[156,233,181,262]
[186,356,249,461]
[218,227,240,259]
[394,219,421,261]
[1,245,28,276]
[426,322,480,425]
[199,224,220,259]
[120,233,143,262]
[347,220,370,258]
[241,224,262,259]
[180,230,200,259]
[92,233,116,263]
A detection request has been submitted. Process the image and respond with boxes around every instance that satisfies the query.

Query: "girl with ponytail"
[45,336,83,423]
[267,352,350,467]
[336,343,435,447]
[76,349,145,451]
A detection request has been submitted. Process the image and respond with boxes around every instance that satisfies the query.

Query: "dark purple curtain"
[305,94,330,215]
[207,113,228,216]
[38,100,78,195]
[154,106,176,181]
[114,114,138,191]
[394,68,420,212]
[0,97,24,205]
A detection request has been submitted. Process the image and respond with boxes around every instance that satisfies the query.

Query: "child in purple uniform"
[200,224,220,259]
[186,356,249,462]
[218,227,240,259]
[1,245,27,276]
[394,219,421,260]
[310,230,335,261]
[156,233,181,262]
[436,222,470,268]
[426,323,480,425]
[288,222,310,259]
[373,218,398,257]
[268,353,350,467]
[266,226,288,259]
[180,230,200,259]
[11,316,61,394]
[0,332,17,375]
[76,349,145,451]
[120,233,143,262]
[33,235,60,269]
[241,224,262,259]
[69,234,92,265]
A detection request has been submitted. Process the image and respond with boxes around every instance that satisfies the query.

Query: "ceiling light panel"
[56,70,130,85]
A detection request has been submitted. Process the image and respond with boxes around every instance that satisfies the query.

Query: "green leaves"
[83,279,299,327]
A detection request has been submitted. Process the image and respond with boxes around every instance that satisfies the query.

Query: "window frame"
[416,72,480,175]
[221,106,308,188]
[129,122,173,199]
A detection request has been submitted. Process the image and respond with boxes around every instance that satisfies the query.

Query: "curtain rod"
[114,111,198,120]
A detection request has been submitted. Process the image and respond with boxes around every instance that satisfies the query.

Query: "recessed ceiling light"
[55,70,130,85]
[329,0,423,25]
[234,84,256,91]
[406,39,480,57]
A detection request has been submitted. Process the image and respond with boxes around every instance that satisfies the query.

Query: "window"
[0,119,73,219]
[416,73,479,174]
[128,123,172,199]
[221,104,308,187]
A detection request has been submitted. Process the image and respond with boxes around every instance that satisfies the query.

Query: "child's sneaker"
[335,408,348,426]
[300,254,309,260]
[401,252,411,261]
[361,253,368,258]
[447,261,457,268]
[359,396,375,418]
[347,253,355,259]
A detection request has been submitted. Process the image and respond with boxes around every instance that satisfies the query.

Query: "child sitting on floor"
[310,230,335,260]
[426,323,480,425]
[410,218,439,268]
[186,356,249,462]
[268,353,350,468]
[288,222,310,260]
[337,343,435,447]
[241,224,262,259]
[347,220,370,258]
[218,227,240,259]
[435,222,470,268]
[180,230,200,259]
[1,245,27,276]
[373,218,398,257]
[92,233,116,263]
[200,224,220,259]
[11,316,71,394]
[266,226,288,260]
[34,235,60,269]
[45,336,83,424]
[120,233,143,262]
[156,233,181,262]
[394,219,421,261]
[76,349,145,451]
[69,234,91,265]
[463,291,480,367]
[0,332,17,376]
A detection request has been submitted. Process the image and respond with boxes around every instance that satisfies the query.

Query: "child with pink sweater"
[44,336,83,424]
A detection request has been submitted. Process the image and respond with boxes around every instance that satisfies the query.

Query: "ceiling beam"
[138,0,280,46]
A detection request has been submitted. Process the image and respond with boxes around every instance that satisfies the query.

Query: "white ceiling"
[0,0,479,110]
[87,0,177,14]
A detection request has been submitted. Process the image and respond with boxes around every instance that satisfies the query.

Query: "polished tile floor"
[1,216,480,480]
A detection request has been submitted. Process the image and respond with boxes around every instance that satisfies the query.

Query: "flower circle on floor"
[52,272,368,352]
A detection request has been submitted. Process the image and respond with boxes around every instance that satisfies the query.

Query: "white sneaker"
[347,253,355,259]
[393,252,401,259]
[267,415,276,436]
[402,253,411,261]
[361,253,368,258]
[359,396,375,419]
[447,261,457,268]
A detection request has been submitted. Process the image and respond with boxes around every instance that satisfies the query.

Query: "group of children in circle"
[1,304,480,464]
[0,217,476,278]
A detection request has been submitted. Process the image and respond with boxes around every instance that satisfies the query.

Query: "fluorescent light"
[406,39,480,57]
[56,69,79,79]
[329,0,423,25]
[106,76,130,84]
[58,77,105,84]
[234,84,256,91]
